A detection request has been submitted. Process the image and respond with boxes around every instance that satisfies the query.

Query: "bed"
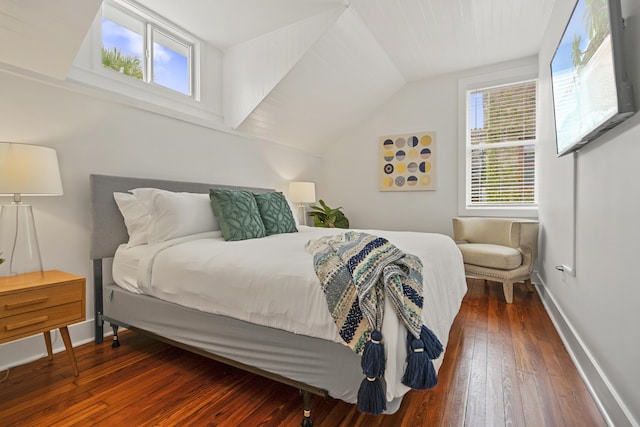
[89,174,467,424]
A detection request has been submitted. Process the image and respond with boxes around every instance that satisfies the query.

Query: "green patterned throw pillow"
[253,191,298,236]
[209,189,266,241]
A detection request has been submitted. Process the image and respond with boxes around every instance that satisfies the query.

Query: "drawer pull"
[6,316,49,331]
[5,296,49,310]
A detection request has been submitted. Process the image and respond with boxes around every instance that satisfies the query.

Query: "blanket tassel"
[361,330,385,377]
[357,377,386,415]
[357,330,386,415]
[401,339,438,389]
[420,325,443,360]
[402,326,443,390]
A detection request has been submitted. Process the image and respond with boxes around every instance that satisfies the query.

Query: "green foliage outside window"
[470,82,537,206]
[101,47,143,80]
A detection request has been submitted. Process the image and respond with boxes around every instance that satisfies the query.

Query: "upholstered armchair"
[452,217,539,303]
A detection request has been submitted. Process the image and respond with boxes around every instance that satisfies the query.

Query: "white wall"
[2,2,639,422]
[321,71,458,234]
[321,57,535,236]
[0,69,322,370]
[536,0,640,425]
[322,1,640,422]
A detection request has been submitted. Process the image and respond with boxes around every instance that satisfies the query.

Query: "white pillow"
[131,188,219,244]
[286,196,302,228]
[113,192,151,248]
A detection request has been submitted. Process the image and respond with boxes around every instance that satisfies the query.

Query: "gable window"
[462,79,538,215]
[101,1,193,97]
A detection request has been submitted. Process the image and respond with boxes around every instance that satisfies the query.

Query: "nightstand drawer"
[0,281,84,319]
[0,271,86,376]
[0,301,84,343]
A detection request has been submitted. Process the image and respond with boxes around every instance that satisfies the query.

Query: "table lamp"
[288,181,316,225]
[0,143,63,276]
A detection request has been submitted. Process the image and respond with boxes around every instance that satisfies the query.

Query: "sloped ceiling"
[0,0,101,79]
[139,0,555,155]
[136,0,344,49]
[223,6,346,130]
[237,7,406,155]
[0,0,555,155]
[352,0,555,82]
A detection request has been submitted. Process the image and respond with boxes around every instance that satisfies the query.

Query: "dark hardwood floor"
[0,279,606,426]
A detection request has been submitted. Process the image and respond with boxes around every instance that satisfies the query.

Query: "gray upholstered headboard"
[89,174,274,343]
[89,174,273,260]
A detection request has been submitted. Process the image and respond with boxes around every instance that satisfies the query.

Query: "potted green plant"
[307,200,350,228]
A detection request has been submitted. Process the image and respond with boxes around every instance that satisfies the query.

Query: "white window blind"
[466,80,537,208]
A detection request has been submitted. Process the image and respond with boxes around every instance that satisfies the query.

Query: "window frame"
[149,27,193,96]
[457,64,539,218]
[99,0,198,100]
[67,0,224,129]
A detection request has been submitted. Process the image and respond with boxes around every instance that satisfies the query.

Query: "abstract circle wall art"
[379,131,436,192]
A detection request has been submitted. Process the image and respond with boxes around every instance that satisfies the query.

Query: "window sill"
[69,64,221,118]
[458,206,538,219]
[64,64,232,135]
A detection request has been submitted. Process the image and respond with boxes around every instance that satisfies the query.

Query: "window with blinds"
[466,80,537,208]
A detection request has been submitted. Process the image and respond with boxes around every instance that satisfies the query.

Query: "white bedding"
[112,226,467,401]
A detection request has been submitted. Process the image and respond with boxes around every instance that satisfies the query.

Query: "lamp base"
[0,203,44,277]
[297,203,307,226]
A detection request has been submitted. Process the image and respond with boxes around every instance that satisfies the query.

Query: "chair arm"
[452,218,465,242]
[514,222,539,273]
[518,244,535,273]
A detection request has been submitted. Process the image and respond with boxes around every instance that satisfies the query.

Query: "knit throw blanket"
[306,231,443,415]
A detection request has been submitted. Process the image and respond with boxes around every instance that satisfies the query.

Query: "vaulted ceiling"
[0,0,555,155]
[140,0,556,155]
[0,0,101,79]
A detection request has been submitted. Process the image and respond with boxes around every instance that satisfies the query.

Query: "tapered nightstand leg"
[59,326,79,376]
[43,331,53,361]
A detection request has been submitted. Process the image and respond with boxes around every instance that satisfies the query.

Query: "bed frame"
[89,174,329,426]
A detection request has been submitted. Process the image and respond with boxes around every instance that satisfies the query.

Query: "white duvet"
[113,226,467,401]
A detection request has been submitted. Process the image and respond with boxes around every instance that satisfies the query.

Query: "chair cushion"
[457,243,522,270]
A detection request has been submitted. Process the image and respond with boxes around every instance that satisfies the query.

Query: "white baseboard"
[0,319,109,371]
[533,273,638,427]
[2,282,637,427]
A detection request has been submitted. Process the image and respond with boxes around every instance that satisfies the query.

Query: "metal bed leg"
[112,324,121,348]
[301,390,313,427]
[93,259,105,344]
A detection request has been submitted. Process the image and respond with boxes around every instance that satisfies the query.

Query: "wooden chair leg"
[502,281,514,304]
[524,278,535,293]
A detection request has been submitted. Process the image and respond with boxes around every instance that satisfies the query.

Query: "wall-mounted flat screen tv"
[550,0,635,157]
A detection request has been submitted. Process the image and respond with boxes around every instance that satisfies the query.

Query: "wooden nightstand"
[0,270,86,376]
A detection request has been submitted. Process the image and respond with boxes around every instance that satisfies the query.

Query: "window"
[101,1,193,97]
[464,79,538,213]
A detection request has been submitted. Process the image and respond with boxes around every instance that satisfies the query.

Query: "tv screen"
[550,0,634,156]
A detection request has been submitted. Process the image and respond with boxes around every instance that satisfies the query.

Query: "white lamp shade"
[289,182,316,203]
[0,143,63,196]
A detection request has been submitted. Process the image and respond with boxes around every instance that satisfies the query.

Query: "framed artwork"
[378,131,436,192]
